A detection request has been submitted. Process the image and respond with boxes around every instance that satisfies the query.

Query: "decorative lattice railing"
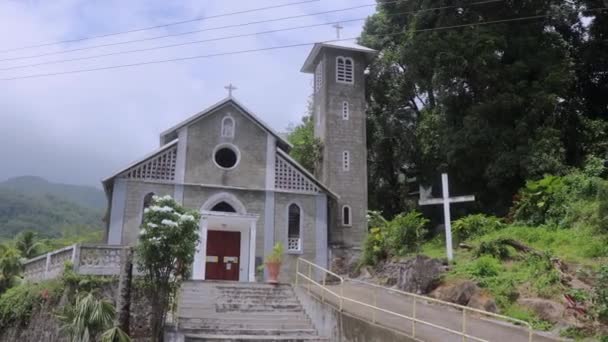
[121,145,177,181]
[22,244,128,282]
[275,154,319,193]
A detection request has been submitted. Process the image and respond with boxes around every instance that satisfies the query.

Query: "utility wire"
[0,19,367,71]
[0,0,320,54]
[0,0,506,72]
[0,14,562,81]
[0,0,504,63]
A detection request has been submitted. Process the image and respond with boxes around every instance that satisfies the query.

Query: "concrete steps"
[171,281,325,342]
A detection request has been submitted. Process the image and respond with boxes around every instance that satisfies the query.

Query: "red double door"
[205,230,241,281]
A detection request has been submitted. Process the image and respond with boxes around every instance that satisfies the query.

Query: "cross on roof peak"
[332,23,344,40]
[224,83,237,97]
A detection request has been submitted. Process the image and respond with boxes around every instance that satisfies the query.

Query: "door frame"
[192,211,258,282]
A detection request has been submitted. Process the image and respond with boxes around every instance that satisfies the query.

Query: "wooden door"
[205,230,241,281]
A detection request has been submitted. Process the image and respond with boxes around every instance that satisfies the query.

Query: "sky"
[0,0,376,187]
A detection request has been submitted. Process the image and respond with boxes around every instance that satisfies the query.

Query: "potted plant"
[265,242,284,284]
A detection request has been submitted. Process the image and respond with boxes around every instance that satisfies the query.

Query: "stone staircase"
[172,281,326,342]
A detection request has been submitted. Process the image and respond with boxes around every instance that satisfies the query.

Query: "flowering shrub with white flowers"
[136,195,200,342]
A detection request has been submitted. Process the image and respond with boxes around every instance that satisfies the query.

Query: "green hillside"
[0,177,105,239]
[0,176,105,210]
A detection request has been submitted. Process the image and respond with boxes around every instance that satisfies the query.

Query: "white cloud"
[0,0,374,186]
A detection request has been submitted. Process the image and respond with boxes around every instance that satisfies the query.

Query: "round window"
[214,146,238,169]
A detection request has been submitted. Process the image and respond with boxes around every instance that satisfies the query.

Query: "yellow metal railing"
[295,258,534,342]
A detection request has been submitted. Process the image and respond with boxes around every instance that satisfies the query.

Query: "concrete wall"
[122,181,175,245]
[184,102,268,189]
[295,287,416,342]
[274,192,319,283]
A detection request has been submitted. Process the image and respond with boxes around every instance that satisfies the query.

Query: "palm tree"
[15,231,42,259]
[58,292,130,342]
[0,248,23,292]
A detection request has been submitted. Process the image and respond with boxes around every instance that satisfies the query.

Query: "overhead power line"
[0,0,320,54]
[0,0,504,63]
[0,14,561,82]
[0,19,367,71]
[0,0,507,72]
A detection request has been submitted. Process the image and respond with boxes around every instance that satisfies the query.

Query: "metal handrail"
[295,257,534,342]
[348,278,534,332]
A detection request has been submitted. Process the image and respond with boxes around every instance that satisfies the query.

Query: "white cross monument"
[419,173,475,261]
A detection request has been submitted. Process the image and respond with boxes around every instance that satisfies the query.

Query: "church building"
[102,41,377,282]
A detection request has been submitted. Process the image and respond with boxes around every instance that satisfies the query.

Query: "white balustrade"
[22,244,128,281]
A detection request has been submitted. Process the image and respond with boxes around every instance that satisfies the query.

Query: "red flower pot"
[266,261,281,284]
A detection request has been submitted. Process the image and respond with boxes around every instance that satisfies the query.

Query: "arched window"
[287,204,302,252]
[141,192,155,223]
[342,151,350,171]
[211,201,237,213]
[221,116,235,138]
[342,101,349,120]
[342,205,352,226]
[336,56,354,84]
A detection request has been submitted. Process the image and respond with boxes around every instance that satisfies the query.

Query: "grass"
[418,223,608,329]
[0,279,63,329]
[472,224,608,266]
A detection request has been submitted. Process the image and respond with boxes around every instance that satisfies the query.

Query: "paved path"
[306,281,563,342]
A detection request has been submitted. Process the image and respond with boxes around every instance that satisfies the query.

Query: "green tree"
[0,247,22,293]
[286,98,322,173]
[360,0,593,215]
[58,292,131,342]
[15,231,42,259]
[136,195,200,342]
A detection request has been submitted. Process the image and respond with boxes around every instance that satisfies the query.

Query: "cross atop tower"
[332,23,344,39]
[224,83,237,97]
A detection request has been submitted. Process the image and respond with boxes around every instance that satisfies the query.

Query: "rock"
[431,280,478,305]
[359,266,373,279]
[518,298,565,323]
[468,291,499,313]
[396,255,446,294]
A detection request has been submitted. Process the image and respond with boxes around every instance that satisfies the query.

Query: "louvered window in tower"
[336,56,354,84]
[315,62,323,92]
[288,204,302,252]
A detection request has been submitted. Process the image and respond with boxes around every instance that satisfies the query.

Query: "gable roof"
[276,148,338,199]
[101,139,178,189]
[301,41,378,73]
[160,96,291,151]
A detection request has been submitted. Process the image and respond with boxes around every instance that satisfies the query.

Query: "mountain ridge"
[0,176,105,239]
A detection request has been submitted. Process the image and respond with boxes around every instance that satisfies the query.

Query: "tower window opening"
[342,101,349,120]
[336,57,354,84]
[342,205,352,226]
[342,151,350,171]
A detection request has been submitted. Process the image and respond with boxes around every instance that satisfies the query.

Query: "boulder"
[396,255,446,294]
[431,280,478,305]
[518,298,565,323]
[468,291,499,313]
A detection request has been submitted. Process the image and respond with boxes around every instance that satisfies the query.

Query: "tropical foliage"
[136,195,200,342]
[57,292,116,342]
[362,211,429,265]
[286,105,323,173]
[356,0,608,218]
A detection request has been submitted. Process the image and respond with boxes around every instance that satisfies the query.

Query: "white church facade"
[102,41,377,282]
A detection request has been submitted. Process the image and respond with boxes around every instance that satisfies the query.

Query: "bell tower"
[301,41,377,248]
